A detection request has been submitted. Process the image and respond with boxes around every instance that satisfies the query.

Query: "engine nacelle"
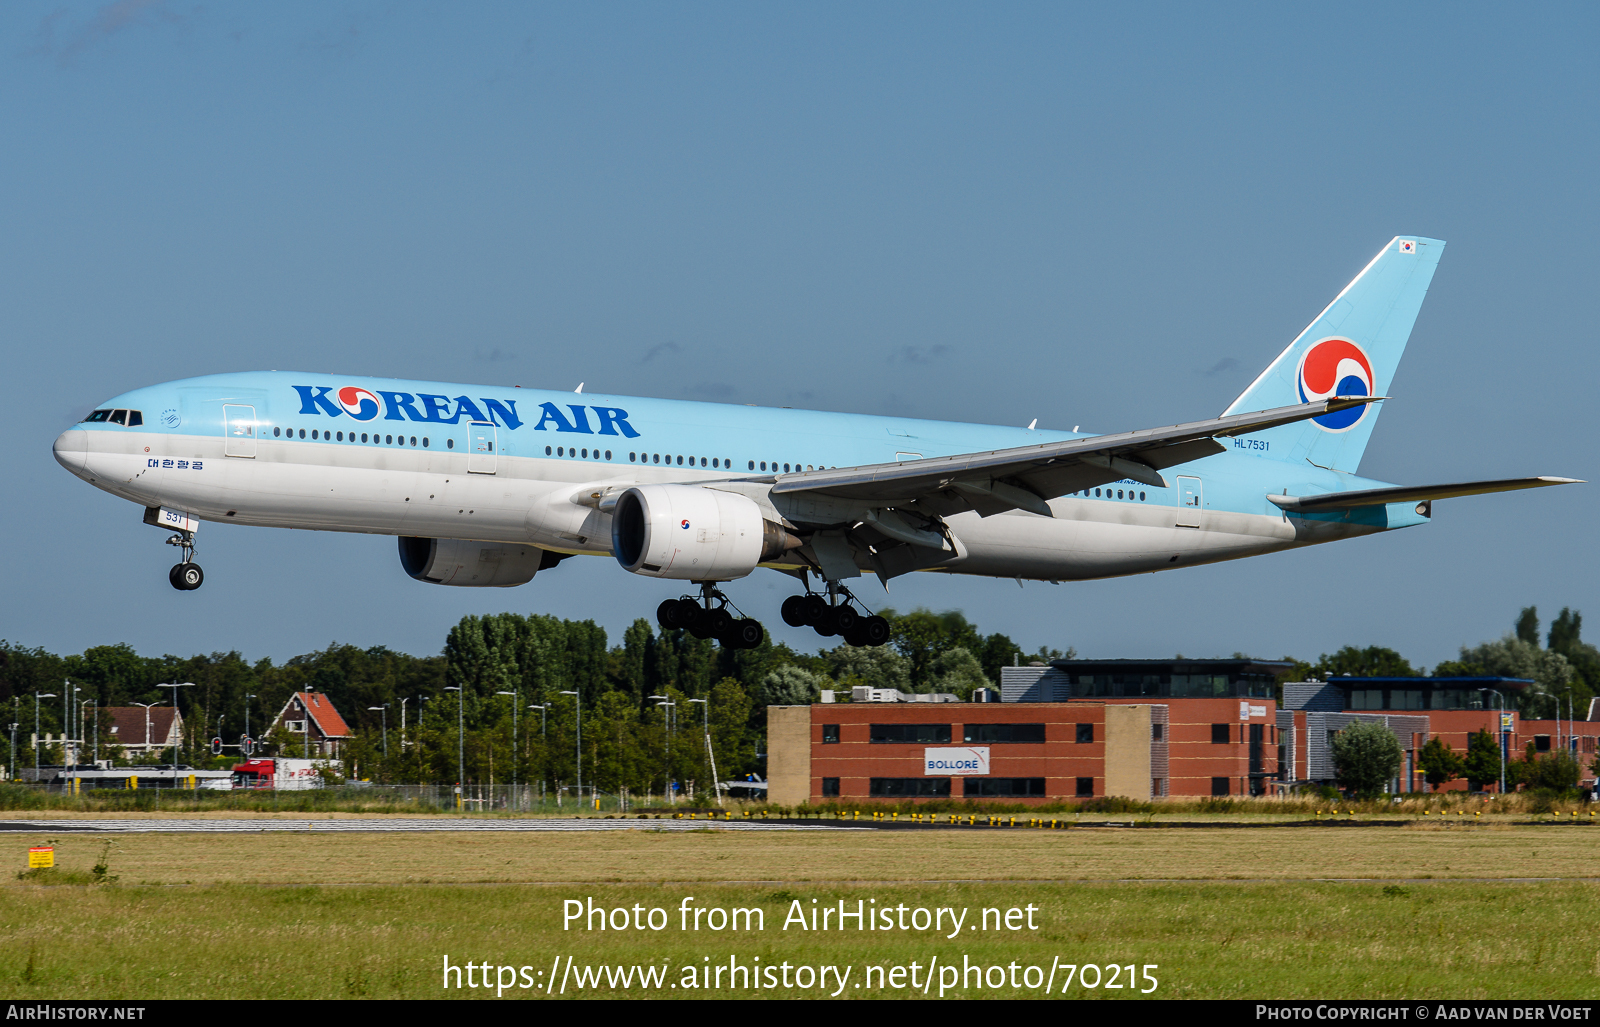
[611,484,800,580]
[398,537,546,587]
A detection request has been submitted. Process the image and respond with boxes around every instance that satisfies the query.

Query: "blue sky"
[3,1,1596,668]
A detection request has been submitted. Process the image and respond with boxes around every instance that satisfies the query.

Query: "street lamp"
[496,691,518,795]
[79,698,95,774]
[559,690,581,805]
[1479,688,1507,795]
[132,701,158,764]
[399,697,409,753]
[156,683,194,763]
[368,705,389,759]
[33,693,57,771]
[527,704,547,805]
[443,686,464,804]
[243,693,255,751]
[687,697,722,807]
[651,696,675,804]
[63,684,81,770]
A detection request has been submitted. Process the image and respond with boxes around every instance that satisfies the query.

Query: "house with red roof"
[267,691,353,757]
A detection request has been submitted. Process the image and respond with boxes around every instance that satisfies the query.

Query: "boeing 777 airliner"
[53,237,1576,648]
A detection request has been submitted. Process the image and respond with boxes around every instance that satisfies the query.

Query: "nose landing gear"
[780,583,890,647]
[166,530,203,591]
[657,583,765,649]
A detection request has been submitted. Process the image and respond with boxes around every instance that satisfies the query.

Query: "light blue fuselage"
[53,370,1424,584]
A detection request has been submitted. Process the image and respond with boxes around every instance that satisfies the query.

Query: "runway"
[0,817,874,834]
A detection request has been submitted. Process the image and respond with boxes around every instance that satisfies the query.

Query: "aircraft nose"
[53,428,88,475]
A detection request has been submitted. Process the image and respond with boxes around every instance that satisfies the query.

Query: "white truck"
[229,757,342,791]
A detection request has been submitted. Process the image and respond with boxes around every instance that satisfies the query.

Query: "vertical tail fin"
[1225,236,1444,473]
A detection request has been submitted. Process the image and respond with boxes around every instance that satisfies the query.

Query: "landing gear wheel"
[830,605,859,635]
[684,604,712,639]
[723,618,764,649]
[704,608,733,638]
[656,599,683,630]
[780,595,809,627]
[170,562,203,591]
[801,594,829,626]
[859,615,891,647]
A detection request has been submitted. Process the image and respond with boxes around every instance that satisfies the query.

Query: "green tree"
[1516,606,1540,646]
[1455,637,1572,719]
[926,648,990,699]
[1312,646,1419,679]
[1330,721,1403,798]
[1463,729,1503,791]
[1416,736,1464,791]
[821,644,911,692]
[757,665,827,707]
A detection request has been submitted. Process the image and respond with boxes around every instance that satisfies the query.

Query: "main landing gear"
[657,584,765,649]
[166,530,203,591]
[780,584,890,647]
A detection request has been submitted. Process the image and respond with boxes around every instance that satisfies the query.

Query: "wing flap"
[1267,476,1582,511]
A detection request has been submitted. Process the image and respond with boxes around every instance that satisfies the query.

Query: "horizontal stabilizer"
[1267,476,1582,511]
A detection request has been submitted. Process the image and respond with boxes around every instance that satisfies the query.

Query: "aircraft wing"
[1267,476,1582,511]
[763,396,1383,518]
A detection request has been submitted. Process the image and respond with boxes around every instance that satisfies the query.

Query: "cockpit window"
[84,410,111,422]
[108,410,127,425]
[127,410,143,426]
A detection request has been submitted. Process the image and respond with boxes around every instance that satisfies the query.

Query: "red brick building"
[768,694,1279,806]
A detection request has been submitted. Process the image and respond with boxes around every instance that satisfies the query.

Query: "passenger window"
[557,447,564,457]
[748,461,755,470]
[547,446,553,456]
[385,435,393,444]
[759,462,766,471]
[582,448,588,458]
[109,410,127,425]
[783,463,790,472]
[446,438,453,449]
[1116,489,1122,499]
[652,454,660,464]
[604,450,612,460]
[127,411,143,426]
[362,433,369,443]
[410,437,417,446]
[676,455,683,465]
[273,427,281,437]
[336,431,343,441]
[312,430,319,440]
[299,429,306,439]
[630,452,637,462]
[422,437,429,447]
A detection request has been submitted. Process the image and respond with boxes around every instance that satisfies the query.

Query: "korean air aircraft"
[53,237,1576,649]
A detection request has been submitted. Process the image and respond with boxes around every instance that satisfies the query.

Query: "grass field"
[2,823,1595,1000]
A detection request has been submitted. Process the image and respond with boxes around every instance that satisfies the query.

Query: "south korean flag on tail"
[1398,239,1417,254]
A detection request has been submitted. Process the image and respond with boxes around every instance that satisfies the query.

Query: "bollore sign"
[924,746,990,776]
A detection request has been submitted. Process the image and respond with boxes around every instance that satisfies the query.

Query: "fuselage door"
[1176,475,1202,527]
[468,421,496,474]
[222,405,257,458]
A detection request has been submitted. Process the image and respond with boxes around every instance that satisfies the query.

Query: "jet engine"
[611,484,801,580]
[398,537,549,587]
